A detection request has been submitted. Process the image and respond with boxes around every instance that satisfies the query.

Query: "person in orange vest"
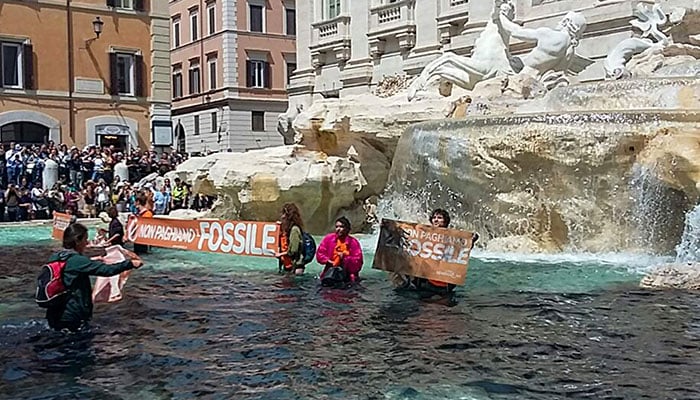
[276,203,305,275]
[133,194,153,254]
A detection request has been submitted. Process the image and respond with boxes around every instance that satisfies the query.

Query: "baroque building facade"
[289,0,695,106]
[169,0,296,154]
[0,0,171,151]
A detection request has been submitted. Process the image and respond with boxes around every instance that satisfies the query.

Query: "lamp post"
[92,16,104,38]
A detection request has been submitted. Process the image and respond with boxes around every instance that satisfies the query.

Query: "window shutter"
[107,0,116,7]
[133,0,144,11]
[23,44,34,90]
[0,49,3,88]
[135,54,144,97]
[246,60,253,87]
[109,53,119,95]
[263,62,271,89]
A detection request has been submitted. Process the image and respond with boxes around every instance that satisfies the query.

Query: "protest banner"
[51,212,72,240]
[124,215,280,257]
[372,218,475,285]
[92,245,132,303]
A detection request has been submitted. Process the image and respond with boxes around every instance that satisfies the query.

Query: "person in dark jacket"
[45,223,142,332]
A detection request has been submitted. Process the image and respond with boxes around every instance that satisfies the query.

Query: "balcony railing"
[368,0,416,57]
[310,15,352,67]
[312,15,351,48]
[369,0,415,34]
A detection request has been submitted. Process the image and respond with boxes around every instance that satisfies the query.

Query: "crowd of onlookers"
[0,141,215,222]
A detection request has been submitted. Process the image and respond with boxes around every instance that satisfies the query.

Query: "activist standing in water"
[133,194,153,254]
[316,217,363,287]
[276,203,305,275]
[45,223,142,332]
[403,209,478,293]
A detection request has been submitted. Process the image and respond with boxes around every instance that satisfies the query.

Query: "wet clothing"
[316,233,363,282]
[45,250,134,332]
[109,218,124,246]
[279,225,303,272]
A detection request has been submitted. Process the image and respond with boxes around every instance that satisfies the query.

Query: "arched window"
[0,122,49,145]
[175,122,186,154]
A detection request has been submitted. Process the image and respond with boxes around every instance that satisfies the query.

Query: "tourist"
[44,223,142,332]
[276,203,305,275]
[316,216,363,287]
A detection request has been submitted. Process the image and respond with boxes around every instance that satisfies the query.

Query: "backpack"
[301,232,316,265]
[35,253,73,308]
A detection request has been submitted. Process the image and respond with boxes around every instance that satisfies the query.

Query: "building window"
[325,0,340,19]
[190,9,199,41]
[113,0,133,10]
[286,62,296,84]
[194,115,200,135]
[110,52,142,96]
[249,4,264,32]
[246,59,270,89]
[189,61,200,94]
[252,111,264,131]
[285,8,296,35]
[172,69,183,98]
[1,42,23,89]
[207,2,216,35]
[211,112,217,133]
[173,18,181,47]
[208,57,217,90]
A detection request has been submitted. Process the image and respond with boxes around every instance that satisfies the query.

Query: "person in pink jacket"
[316,216,364,286]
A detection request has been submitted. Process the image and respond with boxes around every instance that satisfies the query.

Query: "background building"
[0,0,171,151]
[289,0,694,105]
[170,0,296,154]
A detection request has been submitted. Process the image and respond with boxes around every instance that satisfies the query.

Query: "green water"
[2,225,698,400]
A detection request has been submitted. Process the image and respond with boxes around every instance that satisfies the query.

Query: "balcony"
[437,0,470,44]
[367,0,416,58]
[310,15,351,67]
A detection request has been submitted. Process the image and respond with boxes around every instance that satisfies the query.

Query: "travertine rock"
[166,145,367,234]
[640,263,700,290]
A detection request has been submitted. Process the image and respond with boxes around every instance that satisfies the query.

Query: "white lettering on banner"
[198,221,277,254]
[403,238,468,265]
[262,224,277,256]
[137,223,196,243]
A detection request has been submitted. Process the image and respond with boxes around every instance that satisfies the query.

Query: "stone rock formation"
[640,263,700,290]
[166,146,367,234]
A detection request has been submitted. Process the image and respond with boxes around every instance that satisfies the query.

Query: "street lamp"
[92,16,104,38]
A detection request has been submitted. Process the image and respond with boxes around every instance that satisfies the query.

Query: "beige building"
[0,0,171,151]
[170,0,296,154]
[289,0,696,105]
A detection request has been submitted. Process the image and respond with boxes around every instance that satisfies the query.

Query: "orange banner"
[51,212,72,240]
[372,218,475,286]
[124,216,280,257]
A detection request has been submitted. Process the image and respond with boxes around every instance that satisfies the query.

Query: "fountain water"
[676,204,700,262]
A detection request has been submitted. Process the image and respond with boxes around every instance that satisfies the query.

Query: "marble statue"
[277,103,303,145]
[604,4,669,79]
[408,0,592,100]
[407,0,516,100]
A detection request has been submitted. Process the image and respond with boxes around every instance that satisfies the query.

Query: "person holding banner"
[276,203,305,275]
[316,217,364,287]
[45,223,142,332]
[133,195,153,255]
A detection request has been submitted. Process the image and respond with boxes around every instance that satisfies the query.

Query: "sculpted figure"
[407,0,516,101]
[277,103,303,145]
[408,1,592,100]
[604,4,669,79]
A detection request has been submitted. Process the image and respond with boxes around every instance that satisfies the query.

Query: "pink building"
[170,0,296,154]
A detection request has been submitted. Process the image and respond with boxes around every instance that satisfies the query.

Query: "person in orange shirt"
[133,194,153,254]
